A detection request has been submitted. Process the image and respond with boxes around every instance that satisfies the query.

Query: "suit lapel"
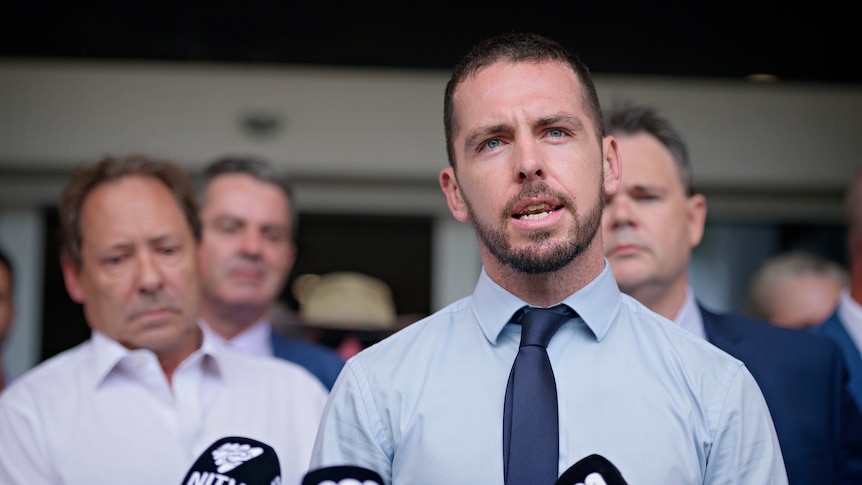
[698,304,762,374]
[813,314,862,410]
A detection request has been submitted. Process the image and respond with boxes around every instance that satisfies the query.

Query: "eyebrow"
[462,123,509,153]
[462,112,588,151]
[626,183,669,195]
[150,234,179,244]
[536,113,586,133]
[211,214,246,224]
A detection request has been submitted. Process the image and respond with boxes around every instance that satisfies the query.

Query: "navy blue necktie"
[503,304,573,485]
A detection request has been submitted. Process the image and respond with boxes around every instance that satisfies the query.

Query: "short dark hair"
[443,32,604,168]
[195,156,298,243]
[603,101,694,196]
[59,155,201,266]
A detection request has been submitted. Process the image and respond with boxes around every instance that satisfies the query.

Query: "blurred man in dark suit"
[601,101,862,484]
[812,165,862,415]
[195,156,344,390]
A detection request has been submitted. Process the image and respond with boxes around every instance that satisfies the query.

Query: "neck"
[483,244,606,308]
[199,297,267,341]
[623,276,688,321]
[157,325,202,385]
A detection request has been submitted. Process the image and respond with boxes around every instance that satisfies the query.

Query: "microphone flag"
[182,436,281,485]
[555,454,628,485]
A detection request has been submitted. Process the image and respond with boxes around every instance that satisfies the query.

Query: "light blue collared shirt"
[311,262,787,484]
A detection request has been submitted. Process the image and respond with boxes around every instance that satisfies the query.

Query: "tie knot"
[515,304,573,348]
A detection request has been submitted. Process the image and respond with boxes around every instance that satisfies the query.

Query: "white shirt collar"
[91,325,222,390]
[672,286,706,340]
[199,318,274,358]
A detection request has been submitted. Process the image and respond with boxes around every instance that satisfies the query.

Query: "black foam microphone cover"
[555,454,628,485]
[181,436,281,485]
[302,465,384,485]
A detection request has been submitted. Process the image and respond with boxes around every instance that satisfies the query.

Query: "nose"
[137,252,164,294]
[240,229,263,258]
[514,137,545,182]
[604,194,634,230]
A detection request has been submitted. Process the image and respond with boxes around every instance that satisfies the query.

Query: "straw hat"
[293,271,398,331]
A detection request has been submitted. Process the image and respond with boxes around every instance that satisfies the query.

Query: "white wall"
[2,59,861,206]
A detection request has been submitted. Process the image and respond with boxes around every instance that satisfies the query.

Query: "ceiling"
[1,2,859,85]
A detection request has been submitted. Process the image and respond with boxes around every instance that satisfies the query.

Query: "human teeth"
[525,203,550,211]
[521,212,551,220]
[517,202,554,219]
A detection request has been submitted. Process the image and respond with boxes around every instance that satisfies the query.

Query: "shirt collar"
[91,324,223,388]
[199,317,273,357]
[474,259,623,344]
[672,286,706,340]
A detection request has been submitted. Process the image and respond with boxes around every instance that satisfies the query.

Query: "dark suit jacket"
[810,311,862,414]
[270,331,345,391]
[701,305,862,484]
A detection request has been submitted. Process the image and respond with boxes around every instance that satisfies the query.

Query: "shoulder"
[0,343,92,415]
[217,347,328,395]
[270,331,344,390]
[270,332,343,364]
[704,306,841,356]
[809,310,844,336]
[615,295,749,376]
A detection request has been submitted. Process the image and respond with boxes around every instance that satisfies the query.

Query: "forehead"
[203,174,289,219]
[616,133,683,189]
[778,273,843,295]
[80,175,192,246]
[453,60,588,129]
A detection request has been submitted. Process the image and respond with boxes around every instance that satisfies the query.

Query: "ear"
[60,255,85,303]
[601,136,622,197]
[687,193,708,248]
[439,167,470,223]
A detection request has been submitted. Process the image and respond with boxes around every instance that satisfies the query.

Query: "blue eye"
[485,139,501,149]
[548,129,564,138]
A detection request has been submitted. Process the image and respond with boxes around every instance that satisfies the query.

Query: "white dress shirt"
[201,317,273,356]
[0,326,328,485]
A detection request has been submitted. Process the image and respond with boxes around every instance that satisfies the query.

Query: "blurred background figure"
[0,155,328,484]
[195,156,345,390]
[285,271,420,361]
[601,100,862,483]
[746,250,848,330]
[812,165,862,415]
[0,245,14,392]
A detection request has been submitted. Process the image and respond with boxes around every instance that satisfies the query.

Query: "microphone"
[555,454,628,485]
[182,436,281,485]
[302,465,384,485]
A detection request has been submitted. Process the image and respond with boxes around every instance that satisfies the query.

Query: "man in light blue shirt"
[310,32,787,484]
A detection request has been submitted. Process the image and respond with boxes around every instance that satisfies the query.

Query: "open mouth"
[514,202,563,220]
